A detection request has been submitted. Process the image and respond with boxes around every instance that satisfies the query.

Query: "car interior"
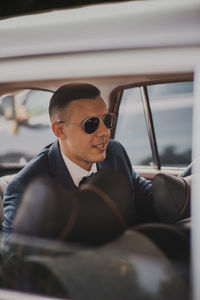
[0,0,199,298]
[0,73,192,300]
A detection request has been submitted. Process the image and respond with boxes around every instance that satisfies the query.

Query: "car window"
[0,89,54,165]
[114,87,152,166]
[148,82,193,167]
[114,81,193,168]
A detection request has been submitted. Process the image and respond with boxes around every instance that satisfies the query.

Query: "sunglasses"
[58,113,116,134]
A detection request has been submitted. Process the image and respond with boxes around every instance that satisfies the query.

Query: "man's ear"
[52,122,67,140]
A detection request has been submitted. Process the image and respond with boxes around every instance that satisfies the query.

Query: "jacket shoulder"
[8,142,55,187]
[107,139,127,157]
[107,139,123,151]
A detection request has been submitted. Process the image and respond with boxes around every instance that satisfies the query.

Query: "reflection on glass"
[114,81,193,168]
[148,82,193,167]
[0,89,54,164]
[114,87,152,166]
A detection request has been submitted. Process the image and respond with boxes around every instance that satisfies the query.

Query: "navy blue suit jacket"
[3,139,153,233]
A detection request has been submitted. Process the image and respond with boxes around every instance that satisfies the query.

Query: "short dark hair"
[49,83,100,120]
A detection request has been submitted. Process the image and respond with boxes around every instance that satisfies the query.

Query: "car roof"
[0,0,200,59]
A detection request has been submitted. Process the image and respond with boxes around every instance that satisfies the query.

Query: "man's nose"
[95,119,110,137]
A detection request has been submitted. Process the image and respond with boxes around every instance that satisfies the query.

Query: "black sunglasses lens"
[83,114,115,134]
[103,114,115,129]
[84,117,99,134]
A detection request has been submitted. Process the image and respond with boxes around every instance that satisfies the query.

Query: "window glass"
[0,89,54,164]
[114,81,193,168]
[114,87,152,166]
[148,81,193,167]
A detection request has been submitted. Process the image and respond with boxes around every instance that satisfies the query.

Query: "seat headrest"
[13,168,133,245]
[152,173,191,223]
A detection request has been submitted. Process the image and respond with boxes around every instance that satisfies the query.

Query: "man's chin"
[92,152,107,163]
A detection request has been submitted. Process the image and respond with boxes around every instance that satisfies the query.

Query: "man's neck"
[61,150,97,186]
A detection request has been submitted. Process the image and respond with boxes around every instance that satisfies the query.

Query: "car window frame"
[109,75,193,173]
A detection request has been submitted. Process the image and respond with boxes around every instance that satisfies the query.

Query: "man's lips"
[93,141,108,151]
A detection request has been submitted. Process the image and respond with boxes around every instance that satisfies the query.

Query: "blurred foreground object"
[13,168,133,245]
[152,173,191,223]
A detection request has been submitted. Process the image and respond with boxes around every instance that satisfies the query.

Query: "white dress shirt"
[61,151,97,187]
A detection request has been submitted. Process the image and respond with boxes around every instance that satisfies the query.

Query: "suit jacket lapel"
[97,150,111,170]
[48,140,110,189]
[97,161,104,171]
[48,140,77,191]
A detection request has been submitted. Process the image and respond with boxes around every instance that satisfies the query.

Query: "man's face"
[58,96,111,170]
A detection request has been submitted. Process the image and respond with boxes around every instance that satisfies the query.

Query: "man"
[2,83,155,236]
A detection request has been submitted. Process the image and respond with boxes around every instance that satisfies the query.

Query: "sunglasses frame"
[57,112,116,134]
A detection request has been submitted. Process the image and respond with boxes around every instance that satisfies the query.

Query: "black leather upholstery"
[152,173,191,223]
[2,230,189,300]
[13,168,133,245]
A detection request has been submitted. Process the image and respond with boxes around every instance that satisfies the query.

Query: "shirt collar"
[61,151,97,187]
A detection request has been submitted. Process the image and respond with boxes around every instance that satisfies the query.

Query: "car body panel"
[0,0,200,299]
[0,1,200,58]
